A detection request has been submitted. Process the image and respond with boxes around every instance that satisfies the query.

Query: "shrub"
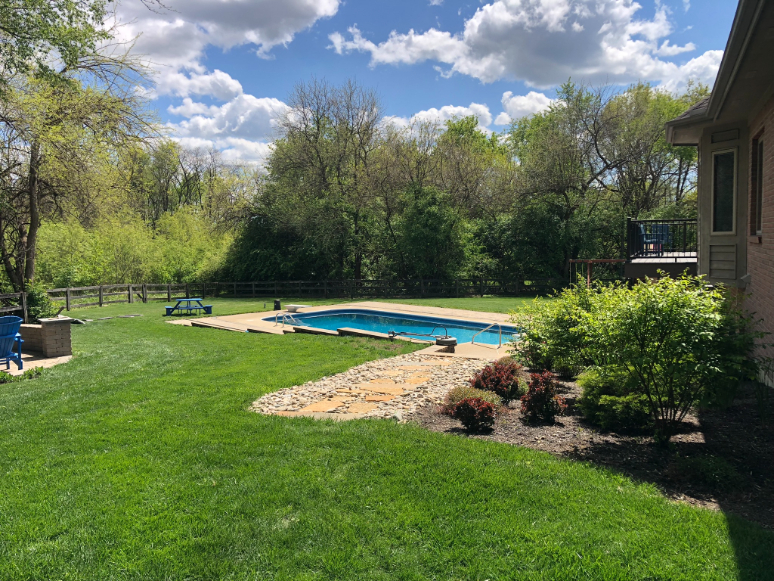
[469,358,524,402]
[452,397,496,432]
[577,368,651,431]
[511,284,607,376]
[515,275,763,444]
[520,371,566,422]
[25,281,59,322]
[579,275,762,444]
[0,367,44,384]
[441,385,501,415]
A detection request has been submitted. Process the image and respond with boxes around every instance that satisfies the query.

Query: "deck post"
[65,289,71,311]
[167,284,171,301]
[21,292,27,323]
[142,284,147,303]
[683,222,687,254]
[99,285,104,307]
[128,284,133,303]
[185,283,190,299]
[252,282,256,298]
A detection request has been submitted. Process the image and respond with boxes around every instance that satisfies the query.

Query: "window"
[712,150,736,233]
[755,140,764,235]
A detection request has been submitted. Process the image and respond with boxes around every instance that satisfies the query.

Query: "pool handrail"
[274,312,302,327]
[471,322,502,348]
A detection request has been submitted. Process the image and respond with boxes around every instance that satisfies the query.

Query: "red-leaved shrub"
[452,397,496,432]
[520,371,566,422]
[469,358,523,402]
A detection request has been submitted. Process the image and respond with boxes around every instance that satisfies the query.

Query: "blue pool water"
[266,309,518,345]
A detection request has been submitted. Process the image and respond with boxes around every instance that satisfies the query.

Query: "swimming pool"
[265,308,518,345]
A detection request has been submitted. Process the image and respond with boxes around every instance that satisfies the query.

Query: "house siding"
[747,94,774,386]
[697,124,749,284]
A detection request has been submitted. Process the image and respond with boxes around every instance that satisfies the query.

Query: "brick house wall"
[747,94,774,386]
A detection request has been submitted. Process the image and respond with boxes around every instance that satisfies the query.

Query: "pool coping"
[184,301,515,359]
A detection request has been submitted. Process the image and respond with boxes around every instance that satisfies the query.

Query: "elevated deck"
[624,219,698,278]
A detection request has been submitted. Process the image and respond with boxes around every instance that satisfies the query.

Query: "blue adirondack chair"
[637,224,671,256]
[0,316,23,370]
[650,223,672,256]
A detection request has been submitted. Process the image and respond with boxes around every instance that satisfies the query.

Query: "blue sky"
[116,0,739,163]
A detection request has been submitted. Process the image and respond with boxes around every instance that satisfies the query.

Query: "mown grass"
[0,298,772,580]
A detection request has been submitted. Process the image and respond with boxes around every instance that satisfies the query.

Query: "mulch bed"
[409,377,774,529]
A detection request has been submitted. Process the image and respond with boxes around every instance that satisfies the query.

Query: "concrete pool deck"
[177,301,514,360]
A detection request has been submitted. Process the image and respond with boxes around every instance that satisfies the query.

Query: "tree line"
[220,79,705,283]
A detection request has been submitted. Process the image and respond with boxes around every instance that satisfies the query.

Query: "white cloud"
[115,0,338,164]
[172,136,273,165]
[329,0,720,89]
[218,138,274,164]
[119,0,340,70]
[158,70,244,101]
[415,102,493,128]
[655,39,696,57]
[683,0,691,12]
[429,0,444,5]
[384,102,494,132]
[658,50,723,92]
[495,91,553,125]
[168,95,289,141]
[167,98,220,118]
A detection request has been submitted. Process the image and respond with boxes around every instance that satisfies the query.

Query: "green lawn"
[1,298,772,580]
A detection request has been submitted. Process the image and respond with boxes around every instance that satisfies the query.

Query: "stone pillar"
[37,318,72,357]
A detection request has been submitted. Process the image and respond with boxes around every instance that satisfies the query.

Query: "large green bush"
[577,368,651,431]
[512,275,761,443]
[511,283,605,376]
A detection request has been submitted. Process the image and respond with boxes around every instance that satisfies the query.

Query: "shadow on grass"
[412,376,774,577]
[562,382,774,580]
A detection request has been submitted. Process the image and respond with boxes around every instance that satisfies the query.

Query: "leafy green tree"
[394,185,466,280]
[0,0,108,90]
[0,68,150,291]
[605,82,708,217]
[507,82,625,278]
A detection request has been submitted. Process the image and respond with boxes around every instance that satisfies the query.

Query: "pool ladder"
[274,312,302,327]
[471,322,503,348]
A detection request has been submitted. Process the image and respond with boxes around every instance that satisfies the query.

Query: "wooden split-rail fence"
[46,278,568,311]
[46,283,207,311]
[0,292,27,322]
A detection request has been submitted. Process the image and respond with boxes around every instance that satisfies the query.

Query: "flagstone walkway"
[250,354,488,421]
